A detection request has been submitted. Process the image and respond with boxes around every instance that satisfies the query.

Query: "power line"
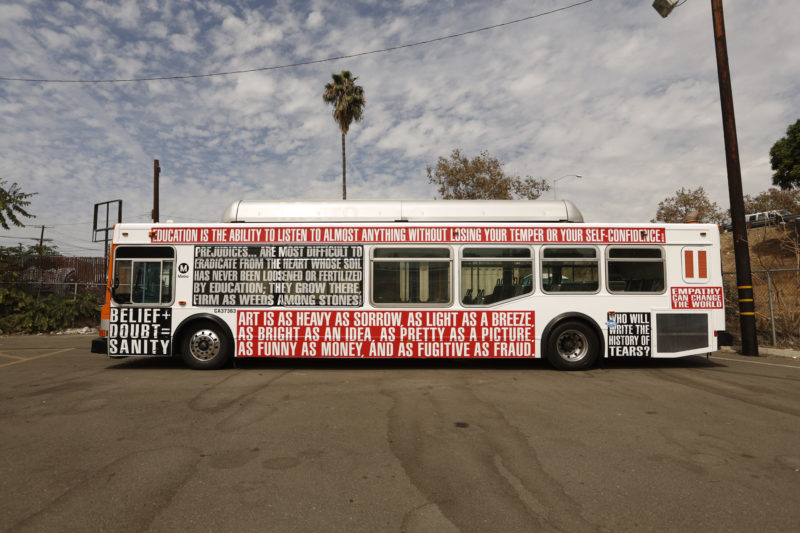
[55,244,104,252]
[0,235,45,241]
[47,235,103,251]
[0,1,594,84]
[27,212,151,228]
[163,215,215,222]
[39,220,93,227]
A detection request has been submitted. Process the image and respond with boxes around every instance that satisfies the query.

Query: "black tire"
[180,321,232,370]
[545,320,600,371]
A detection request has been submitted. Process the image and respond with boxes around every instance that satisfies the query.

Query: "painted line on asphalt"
[0,351,25,361]
[0,348,73,368]
[710,356,800,369]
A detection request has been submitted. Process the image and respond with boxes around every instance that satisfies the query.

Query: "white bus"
[91,200,730,370]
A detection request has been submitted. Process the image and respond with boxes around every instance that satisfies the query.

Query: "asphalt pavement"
[2,333,799,532]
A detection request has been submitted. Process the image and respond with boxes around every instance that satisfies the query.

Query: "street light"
[652,0,679,18]
[655,0,758,356]
[552,174,582,200]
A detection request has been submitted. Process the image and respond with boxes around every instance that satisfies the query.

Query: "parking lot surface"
[2,334,800,532]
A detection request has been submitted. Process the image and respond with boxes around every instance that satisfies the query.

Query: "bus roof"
[221,200,584,223]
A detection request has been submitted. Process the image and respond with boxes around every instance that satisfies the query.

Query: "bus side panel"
[605,309,721,359]
[651,310,720,358]
[107,306,173,358]
[531,299,721,361]
[647,242,726,358]
[233,310,536,359]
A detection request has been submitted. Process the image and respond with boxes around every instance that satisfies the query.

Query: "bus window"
[132,262,163,303]
[461,247,532,305]
[371,247,451,305]
[113,260,133,304]
[607,247,665,293]
[112,246,175,305]
[161,262,174,303]
[541,247,598,293]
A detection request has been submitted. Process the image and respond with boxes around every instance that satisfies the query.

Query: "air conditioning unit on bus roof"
[221,200,584,224]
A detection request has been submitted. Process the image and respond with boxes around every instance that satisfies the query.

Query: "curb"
[720,345,800,360]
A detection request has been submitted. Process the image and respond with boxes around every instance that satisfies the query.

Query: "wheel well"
[541,313,604,356]
[173,313,235,356]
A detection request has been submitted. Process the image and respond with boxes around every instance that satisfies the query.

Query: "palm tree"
[0,180,35,230]
[322,71,366,200]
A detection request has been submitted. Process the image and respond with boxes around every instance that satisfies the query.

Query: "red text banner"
[235,310,536,359]
[671,287,724,309]
[151,226,665,245]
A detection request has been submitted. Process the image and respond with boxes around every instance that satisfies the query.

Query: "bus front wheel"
[181,321,232,370]
[545,321,599,371]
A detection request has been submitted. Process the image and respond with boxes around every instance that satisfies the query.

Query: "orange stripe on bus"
[684,250,694,278]
[698,250,707,278]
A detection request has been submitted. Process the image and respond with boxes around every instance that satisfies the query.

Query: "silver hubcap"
[556,330,589,361]
[189,329,221,361]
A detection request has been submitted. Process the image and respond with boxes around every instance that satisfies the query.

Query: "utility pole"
[152,159,160,223]
[36,225,49,300]
[654,0,758,356]
[710,0,758,356]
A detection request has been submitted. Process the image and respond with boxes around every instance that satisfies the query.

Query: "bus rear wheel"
[546,321,599,371]
[181,321,231,370]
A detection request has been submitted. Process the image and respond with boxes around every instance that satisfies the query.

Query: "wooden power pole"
[711,0,758,356]
[152,159,160,223]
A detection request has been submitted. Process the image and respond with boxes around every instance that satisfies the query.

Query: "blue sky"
[1,0,799,255]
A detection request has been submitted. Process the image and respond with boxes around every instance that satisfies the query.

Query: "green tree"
[742,187,800,214]
[0,245,27,282]
[0,180,35,230]
[652,186,725,224]
[427,149,550,200]
[322,71,366,200]
[770,119,800,189]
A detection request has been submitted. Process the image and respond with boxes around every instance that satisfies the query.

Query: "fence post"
[766,272,776,346]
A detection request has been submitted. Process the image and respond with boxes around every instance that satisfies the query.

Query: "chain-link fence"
[0,281,104,334]
[1,256,107,299]
[723,268,800,349]
[0,256,107,333]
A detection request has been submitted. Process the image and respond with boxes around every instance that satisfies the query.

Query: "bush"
[0,287,100,334]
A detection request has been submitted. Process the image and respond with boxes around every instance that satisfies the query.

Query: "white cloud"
[1,0,799,253]
[147,21,168,40]
[169,33,199,53]
[1,3,30,20]
[115,0,141,29]
[305,10,323,30]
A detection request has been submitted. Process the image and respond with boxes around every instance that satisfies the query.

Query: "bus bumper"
[716,330,733,347]
[91,337,108,354]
